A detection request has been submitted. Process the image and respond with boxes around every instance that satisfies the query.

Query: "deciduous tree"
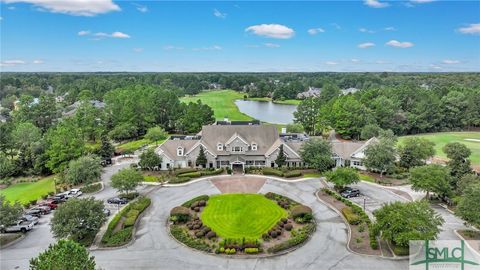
[325,167,359,190]
[399,137,435,169]
[139,148,162,170]
[0,194,23,228]
[63,155,102,186]
[299,138,334,172]
[409,164,450,199]
[111,168,143,194]
[30,240,96,270]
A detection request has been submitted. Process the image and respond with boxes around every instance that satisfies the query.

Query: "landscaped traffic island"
[169,193,315,255]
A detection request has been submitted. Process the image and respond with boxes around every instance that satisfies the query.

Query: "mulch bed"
[211,177,266,193]
[317,190,382,256]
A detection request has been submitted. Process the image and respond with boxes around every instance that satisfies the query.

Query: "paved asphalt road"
[1,169,467,270]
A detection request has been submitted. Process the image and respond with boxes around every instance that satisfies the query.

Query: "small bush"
[175,168,198,176]
[179,171,202,178]
[182,195,210,208]
[341,207,360,225]
[170,225,211,252]
[206,231,216,239]
[262,168,283,177]
[284,223,293,231]
[119,192,139,200]
[244,247,259,254]
[284,170,302,178]
[267,223,315,253]
[195,231,205,238]
[291,205,313,219]
[170,206,191,223]
[393,245,409,256]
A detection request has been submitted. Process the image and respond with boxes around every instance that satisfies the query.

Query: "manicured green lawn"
[181,90,253,121]
[303,172,323,178]
[398,132,480,165]
[0,176,56,204]
[116,138,166,153]
[201,194,287,239]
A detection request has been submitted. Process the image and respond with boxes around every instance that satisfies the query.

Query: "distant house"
[63,100,105,117]
[297,87,321,99]
[155,121,376,171]
[341,87,359,95]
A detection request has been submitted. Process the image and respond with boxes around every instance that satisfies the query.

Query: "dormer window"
[252,143,258,151]
[177,147,184,156]
[217,143,223,151]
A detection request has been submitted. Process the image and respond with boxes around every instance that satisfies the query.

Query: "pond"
[234,100,297,125]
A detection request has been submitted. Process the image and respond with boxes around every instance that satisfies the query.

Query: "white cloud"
[245,24,295,39]
[384,26,396,31]
[364,0,389,8]
[325,61,338,65]
[163,45,184,50]
[457,23,480,35]
[430,64,442,70]
[78,30,90,36]
[3,0,120,16]
[410,0,436,3]
[442,59,460,64]
[111,31,130,38]
[133,48,144,53]
[213,8,227,19]
[307,28,325,35]
[359,28,375,33]
[192,45,223,51]
[386,40,414,48]
[133,3,148,13]
[375,60,389,64]
[32,60,44,64]
[351,59,360,63]
[81,31,130,39]
[330,23,342,30]
[358,42,375,48]
[0,60,26,66]
[264,43,280,48]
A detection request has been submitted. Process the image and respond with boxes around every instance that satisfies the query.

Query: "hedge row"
[101,196,151,247]
[267,223,315,253]
[181,195,210,208]
[341,207,360,225]
[261,168,302,178]
[177,168,224,178]
[174,168,198,176]
[170,225,212,252]
[262,168,284,177]
[321,188,379,250]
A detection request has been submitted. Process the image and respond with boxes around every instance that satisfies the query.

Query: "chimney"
[281,127,287,134]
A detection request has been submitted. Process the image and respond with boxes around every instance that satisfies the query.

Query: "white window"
[217,143,223,151]
[232,146,242,152]
[177,147,184,156]
[251,143,258,151]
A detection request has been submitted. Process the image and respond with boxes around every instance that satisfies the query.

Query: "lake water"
[234,100,298,125]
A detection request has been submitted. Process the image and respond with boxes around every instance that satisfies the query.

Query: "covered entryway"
[231,161,244,174]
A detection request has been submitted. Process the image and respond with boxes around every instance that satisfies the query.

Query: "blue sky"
[1,0,479,72]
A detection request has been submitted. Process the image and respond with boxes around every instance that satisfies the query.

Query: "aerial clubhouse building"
[155,121,377,171]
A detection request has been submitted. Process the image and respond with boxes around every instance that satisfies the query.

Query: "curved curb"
[90,199,152,251]
[0,233,25,250]
[165,218,317,259]
[163,174,320,188]
[453,229,480,256]
[82,182,105,196]
[315,190,407,261]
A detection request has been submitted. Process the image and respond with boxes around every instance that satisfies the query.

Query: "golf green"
[200,194,287,239]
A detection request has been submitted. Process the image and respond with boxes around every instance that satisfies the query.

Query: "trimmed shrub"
[201,168,223,176]
[284,170,302,178]
[206,231,216,239]
[195,231,205,238]
[284,223,293,231]
[175,168,198,176]
[182,195,210,208]
[341,207,360,225]
[245,247,259,254]
[267,223,315,253]
[179,171,202,178]
[170,225,211,252]
[170,206,191,223]
[262,168,283,177]
[291,205,313,219]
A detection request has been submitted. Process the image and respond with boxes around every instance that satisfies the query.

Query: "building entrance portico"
[231,161,244,173]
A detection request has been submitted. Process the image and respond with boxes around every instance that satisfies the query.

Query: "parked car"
[24,209,42,218]
[341,187,361,198]
[107,197,128,205]
[65,189,82,198]
[100,158,112,167]
[52,195,67,203]
[39,200,59,210]
[103,208,111,216]
[31,206,51,215]
[21,214,39,225]
[0,220,34,233]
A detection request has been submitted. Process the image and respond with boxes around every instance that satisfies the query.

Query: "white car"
[0,220,34,233]
[66,189,83,198]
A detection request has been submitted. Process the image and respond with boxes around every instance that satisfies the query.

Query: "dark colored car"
[107,197,128,205]
[31,206,52,215]
[341,188,360,198]
[39,200,59,210]
[52,196,67,203]
[103,208,111,216]
[24,209,42,218]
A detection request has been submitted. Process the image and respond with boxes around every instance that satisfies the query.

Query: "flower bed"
[318,188,381,256]
[169,192,315,256]
[101,196,151,247]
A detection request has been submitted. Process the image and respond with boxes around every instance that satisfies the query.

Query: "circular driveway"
[89,177,407,270]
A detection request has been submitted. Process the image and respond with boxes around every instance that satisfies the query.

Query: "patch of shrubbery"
[168,176,191,184]
[170,225,212,252]
[176,168,224,179]
[181,195,210,208]
[265,192,299,210]
[267,223,315,253]
[262,168,284,177]
[284,170,302,178]
[80,183,102,193]
[174,168,198,176]
[341,207,360,225]
[170,206,191,223]
[101,196,151,247]
[119,192,139,200]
